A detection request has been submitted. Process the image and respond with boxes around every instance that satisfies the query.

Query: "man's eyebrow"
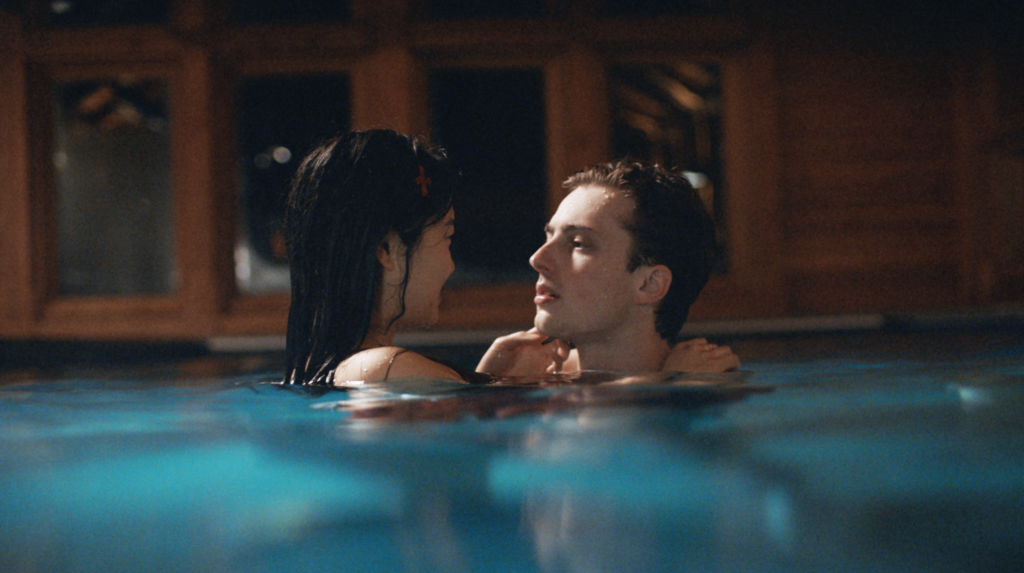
[545,224,595,234]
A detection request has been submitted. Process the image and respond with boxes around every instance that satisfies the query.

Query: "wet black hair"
[563,160,715,342]
[283,129,457,385]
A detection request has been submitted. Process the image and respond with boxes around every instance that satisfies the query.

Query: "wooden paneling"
[782,159,956,209]
[786,264,964,315]
[172,46,233,329]
[707,34,785,318]
[0,13,32,334]
[774,28,972,314]
[0,0,1020,342]
[23,27,180,62]
[351,46,428,135]
[544,45,610,212]
[786,221,961,272]
[217,25,367,61]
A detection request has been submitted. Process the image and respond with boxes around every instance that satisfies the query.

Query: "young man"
[477,160,738,375]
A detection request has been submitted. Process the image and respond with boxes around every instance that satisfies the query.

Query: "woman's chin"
[397,310,440,329]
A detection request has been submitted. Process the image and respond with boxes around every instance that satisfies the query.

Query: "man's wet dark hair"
[563,160,716,342]
[284,129,457,385]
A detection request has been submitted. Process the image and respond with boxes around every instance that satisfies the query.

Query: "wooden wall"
[0,0,1020,342]
[762,1,1023,317]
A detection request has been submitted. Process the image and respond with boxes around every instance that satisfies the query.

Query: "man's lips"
[534,284,559,305]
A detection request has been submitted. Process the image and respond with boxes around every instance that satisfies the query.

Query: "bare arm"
[477,333,738,377]
[476,328,572,377]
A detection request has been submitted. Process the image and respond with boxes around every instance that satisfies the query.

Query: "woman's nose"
[445,252,455,276]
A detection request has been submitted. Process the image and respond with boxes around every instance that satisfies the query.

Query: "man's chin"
[533,313,564,340]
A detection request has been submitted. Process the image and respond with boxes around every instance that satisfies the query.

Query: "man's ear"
[376,231,404,271]
[636,264,672,305]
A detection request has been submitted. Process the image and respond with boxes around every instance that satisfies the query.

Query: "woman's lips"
[534,284,558,305]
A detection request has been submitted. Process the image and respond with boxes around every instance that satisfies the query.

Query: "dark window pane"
[232,0,350,24]
[601,0,727,17]
[47,0,168,26]
[427,0,545,20]
[430,68,547,284]
[235,74,350,294]
[610,63,728,273]
[54,78,176,295]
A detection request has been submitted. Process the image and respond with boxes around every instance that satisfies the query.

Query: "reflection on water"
[325,371,764,423]
[1,347,1023,573]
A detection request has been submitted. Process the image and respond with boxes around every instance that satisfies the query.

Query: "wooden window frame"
[0,1,785,341]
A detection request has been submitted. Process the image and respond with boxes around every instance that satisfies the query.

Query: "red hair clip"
[416,166,431,197]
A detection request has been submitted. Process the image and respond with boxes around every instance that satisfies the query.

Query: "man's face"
[530,185,642,345]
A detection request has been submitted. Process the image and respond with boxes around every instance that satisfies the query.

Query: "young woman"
[283,129,479,386]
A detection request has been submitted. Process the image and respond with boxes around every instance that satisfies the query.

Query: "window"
[0,0,766,338]
[234,73,351,294]
[429,68,547,285]
[53,76,176,296]
[609,62,727,272]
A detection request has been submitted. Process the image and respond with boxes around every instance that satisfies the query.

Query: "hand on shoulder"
[663,338,740,373]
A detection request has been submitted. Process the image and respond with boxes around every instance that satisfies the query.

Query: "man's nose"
[529,241,551,273]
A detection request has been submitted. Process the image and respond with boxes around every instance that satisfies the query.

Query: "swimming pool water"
[1,332,1022,572]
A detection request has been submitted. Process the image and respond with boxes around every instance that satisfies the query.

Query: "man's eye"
[572,240,586,249]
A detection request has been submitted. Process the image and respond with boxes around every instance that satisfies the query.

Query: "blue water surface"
[1,335,1022,573]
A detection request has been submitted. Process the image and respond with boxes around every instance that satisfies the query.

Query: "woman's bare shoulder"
[386,351,464,381]
[333,346,463,384]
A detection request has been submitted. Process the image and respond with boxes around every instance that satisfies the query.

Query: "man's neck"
[573,327,671,372]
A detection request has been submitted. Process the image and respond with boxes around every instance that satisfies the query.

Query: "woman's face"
[399,209,456,326]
